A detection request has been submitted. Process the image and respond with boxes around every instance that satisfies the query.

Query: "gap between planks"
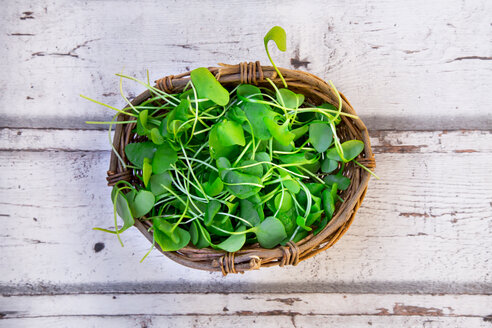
[1,128,491,153]
[0,293,491,319]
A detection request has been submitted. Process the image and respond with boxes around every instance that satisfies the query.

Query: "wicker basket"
[107,62,375,275]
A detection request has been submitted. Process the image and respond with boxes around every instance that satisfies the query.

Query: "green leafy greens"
[85,26,377,259]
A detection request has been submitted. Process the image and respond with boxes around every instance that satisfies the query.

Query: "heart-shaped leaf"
[242,102,277,140]
[239,199,262,226]
[125,141,157,168]
[204,200,221,227]
[131,190,155,218]
[149,171,172,196]
[202,171,224,197]
[216,119,246,147]
[111,187,134,232]
[214,226,246,252]
[152,142,178,174]
[322,183,338,218]
[276,88,304,109]
[209,124,236,159]
[309,122,333,153]
[190,67,229,106]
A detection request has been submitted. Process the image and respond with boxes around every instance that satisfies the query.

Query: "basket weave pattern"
[107,62,375,275]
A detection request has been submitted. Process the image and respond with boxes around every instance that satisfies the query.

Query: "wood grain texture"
[1,293,491,327]
[2,316,490,328]
[2,0,491,130]
[1,129,491,295]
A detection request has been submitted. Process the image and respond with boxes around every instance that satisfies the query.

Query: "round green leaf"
[254,217,287,249]
[321,158,338,173]
[154,224,190,251]
[190,67,229,106]
[204,200,221,227]
[326,140,365,162]
[274,191,293,212]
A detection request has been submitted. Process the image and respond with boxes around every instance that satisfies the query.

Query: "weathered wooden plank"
[0,293,490,318]
[1,316,490,328]
[0,130,491,294]
[2,128,492,153]
[2,0,491,130]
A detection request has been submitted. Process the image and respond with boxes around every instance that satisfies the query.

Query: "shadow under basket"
[106,62,376,275]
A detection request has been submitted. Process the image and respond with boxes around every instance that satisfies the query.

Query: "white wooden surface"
[1,0,492,326]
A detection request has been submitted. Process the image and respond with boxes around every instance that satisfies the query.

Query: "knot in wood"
[280,241,300,266]
[155,75,175,93]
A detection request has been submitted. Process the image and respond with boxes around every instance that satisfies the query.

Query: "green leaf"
[204,200,221,227]
[125,141,157,168]
[237,84,263,101]
[223,171,262,199]
[324,174,351,191]
[190,67,229,106]
[254,216,287,248]
[326,140,365,162]
[142,158,152,187]
[214,226,246,252]
[239,199,262,226]
[190,220,211,249]
[152,142,178,174]
[264,117,295,147]
[321,158,338,173]
[111,187,134,232]
[137,110,149,136]
[264,26,287,51]
[291,125,309,141]
[226,106,248,124]
[216,119,246,147]
[296,215,312,231]
[276,88,304,109]
[277,169,300,194]
[239,159,263,178]
[274,191,293,212]
[243,102,277,140]
[206,216,234,236]
[264,26,287,88]
[216,157,232,179]
[322,183,338,218]
[150,127,164,145]
[150,171,172,196]
[278,153,312,165]
[153,218,190,251]
[202,171,224,197]
[209,124,236,159]
[313,216,328,235]
[131,190,155,218]
[309,122,333,153]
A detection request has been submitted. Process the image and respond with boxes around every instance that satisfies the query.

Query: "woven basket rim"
[107,62,375,275]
